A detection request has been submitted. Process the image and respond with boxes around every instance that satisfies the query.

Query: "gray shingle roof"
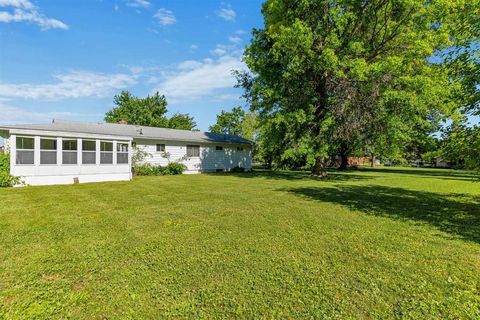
[0,119,253,145]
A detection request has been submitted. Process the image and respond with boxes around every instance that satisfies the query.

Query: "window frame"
[237,146,244,151]
[15,136,35,165]
[82,140,97,165]
[215,146,224,151]
[156,144,166,152]
[39,138,57,165]
[186,145,200,158]
[117,143,129,164]
[100,141,114,165]
[62,139,78,165]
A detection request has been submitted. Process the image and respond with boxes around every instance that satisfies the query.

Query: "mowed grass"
[0,168,479,319]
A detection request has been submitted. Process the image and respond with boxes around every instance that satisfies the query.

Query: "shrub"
[230,166,245,173]
[0,153,22,187]
[163,162,187,175]
[134,162,186,176]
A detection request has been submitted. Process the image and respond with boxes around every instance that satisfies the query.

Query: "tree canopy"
[209,107,256,141]
[105,91,197,130]
[238,0,479,174]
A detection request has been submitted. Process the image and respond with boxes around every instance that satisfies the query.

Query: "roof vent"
[137,128,143,135]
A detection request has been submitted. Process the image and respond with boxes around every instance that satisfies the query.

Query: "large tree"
[168,113,197,130]
[239,0,478,175]
[209,107,256,141]
[105,91,197,130]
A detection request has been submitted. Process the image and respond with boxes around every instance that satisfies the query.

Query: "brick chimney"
[118,119,127,124]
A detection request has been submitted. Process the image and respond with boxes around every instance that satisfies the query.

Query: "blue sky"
[0,0,264,134]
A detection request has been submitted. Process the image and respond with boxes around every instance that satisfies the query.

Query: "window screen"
[100,141,113,164]
[186,145,200,157]
[82,140,96,164]
[156,144,165,152]
[40,138,57,165]
[117,143,129,164]
[237,147,244,151]
[216,146,223,151]
[62,139,78,165]
[16,137,34,165]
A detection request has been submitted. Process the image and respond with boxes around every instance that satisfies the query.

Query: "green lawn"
[0,168,479,319]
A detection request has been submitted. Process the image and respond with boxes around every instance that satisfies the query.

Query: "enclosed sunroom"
[1,127,132,186]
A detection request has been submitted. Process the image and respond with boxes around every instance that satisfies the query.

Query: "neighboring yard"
[0,168,479,319]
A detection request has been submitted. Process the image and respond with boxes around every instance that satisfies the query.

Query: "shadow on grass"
[283,185,480,244]
[206,169,373,182]
[360,167,478,182]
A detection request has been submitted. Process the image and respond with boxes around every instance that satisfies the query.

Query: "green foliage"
[134,162,186,176]
[0,168,479,318]
[0,153,21,187]
[105,91,197,130]
[105,91,170,127]
[209,107,256,141]
[168,113,197,130]
[239,0,479,174]
[162,162,187,175]
[440,124,480,170]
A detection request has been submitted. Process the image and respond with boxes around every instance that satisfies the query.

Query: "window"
[186,145,200,157]
[82,140,96,164]
[100,141,113,164]
[62,139,77,165]
[237,147,244,151]
[215,146,223,151]
[16,137,34,165]
[156,144,165,152]
[40,138,57,165]
[117,143,129,164]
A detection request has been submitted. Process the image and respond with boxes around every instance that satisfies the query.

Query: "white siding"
[9,133,132,186]
[135,139,252,173]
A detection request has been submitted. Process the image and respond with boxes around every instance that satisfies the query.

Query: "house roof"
[0,119,253,145]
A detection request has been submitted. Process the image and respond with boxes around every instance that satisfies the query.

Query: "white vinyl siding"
[135,140,252,173]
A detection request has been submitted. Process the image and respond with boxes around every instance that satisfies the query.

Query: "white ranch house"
[0,119,253,186]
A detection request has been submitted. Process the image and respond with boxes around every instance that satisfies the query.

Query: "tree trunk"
[338,146,350,171]
[371,154,376,167]
[311,156,328,177]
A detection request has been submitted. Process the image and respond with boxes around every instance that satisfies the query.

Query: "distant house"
[0,119,253,186]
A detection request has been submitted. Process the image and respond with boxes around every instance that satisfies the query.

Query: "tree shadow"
[282,185,480,244]
[360,167,478,182]
[206,169,373,182]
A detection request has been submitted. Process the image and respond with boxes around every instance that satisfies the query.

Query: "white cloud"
[212,48,227,56]
[190,44,198,50]
[114,4,119,11]
[228,36,242,44]
[0,102,101,124]
[0,0,68,30]
[216,3,236,22]
[0,70,137,100]
[235,29,246,35]
[125,0,151,8]
[153,8,176,26]
[156,55,246,102]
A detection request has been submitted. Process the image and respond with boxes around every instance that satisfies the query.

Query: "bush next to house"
[134,162,187,176]
[0,153,22,187]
